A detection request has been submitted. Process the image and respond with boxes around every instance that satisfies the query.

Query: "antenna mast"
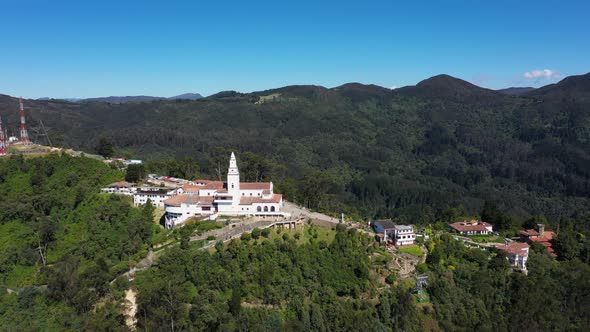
[0,116,7,156]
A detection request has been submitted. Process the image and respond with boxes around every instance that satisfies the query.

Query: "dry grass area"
[254,93,281,104]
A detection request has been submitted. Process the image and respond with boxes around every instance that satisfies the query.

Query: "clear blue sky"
[1,0,588,98]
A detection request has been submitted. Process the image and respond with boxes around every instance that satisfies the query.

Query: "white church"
[164,152,289,228]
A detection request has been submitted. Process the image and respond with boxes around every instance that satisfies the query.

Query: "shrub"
[240,232,251,242]
[251,228,261,239]
[261,228,271,238]
[416,262,429,274]
[385,272,397,285]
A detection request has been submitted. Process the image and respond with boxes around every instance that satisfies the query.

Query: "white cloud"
[523,69,560,80]
[390,85,398,90]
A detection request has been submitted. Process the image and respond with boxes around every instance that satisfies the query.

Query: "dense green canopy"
[2,73,590,222]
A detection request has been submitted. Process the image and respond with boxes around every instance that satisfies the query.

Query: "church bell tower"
[227,152,240,206]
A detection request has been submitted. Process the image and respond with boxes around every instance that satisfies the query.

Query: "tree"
[240,232,252,242]
[481,201,512,231]
[261,228,271,238]
[554,230,582,260]
[179,157,200,180]
[126,164,146,182]
[95,138,114,158]
[251,228,261,239]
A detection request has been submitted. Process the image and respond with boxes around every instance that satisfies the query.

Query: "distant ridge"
[497,87,536,96]
[169,93,203,100]
[530,72,590,97]
[82,96,164,103]
[37,93,203,104]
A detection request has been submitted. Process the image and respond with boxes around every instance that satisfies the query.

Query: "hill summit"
[396,74,502,101]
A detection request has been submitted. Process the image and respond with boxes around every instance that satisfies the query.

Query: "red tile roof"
[240,182,271,190]
[202,181,225,190]
[164,194,215,207]
[527,231,555,243]
[191,180,270,191]
[182,184,202,192]
[496,242,530,256]
[520,229,539,237]
[239,194,282,205]
[449,220,493,232]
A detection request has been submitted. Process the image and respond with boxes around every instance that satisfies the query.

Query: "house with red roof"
[163,153,289,228]
[520,224,557,257]
[449,220,493,235]
[496,242,530,270]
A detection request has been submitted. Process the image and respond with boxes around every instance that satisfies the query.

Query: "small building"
[449,220,493,235]
[520,224,556,257]
[372,220,416,246]
[394,225,416,246]
[101,181,136,195]
[124,159,142,166]
[372,219,397,242]
[133,187,177,207]
[496,242,530,270]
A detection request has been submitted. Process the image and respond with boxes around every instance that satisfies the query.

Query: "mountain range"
[36,93,203,103]
[1,73,589,222]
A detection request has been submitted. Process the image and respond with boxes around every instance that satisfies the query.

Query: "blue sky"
[1,0,588,98]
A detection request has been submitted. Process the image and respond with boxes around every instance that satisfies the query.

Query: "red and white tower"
[0,116,7,156]
[19,97,30,144]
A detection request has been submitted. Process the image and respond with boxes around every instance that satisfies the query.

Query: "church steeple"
[227,152,240,205]
[228,152,239,174]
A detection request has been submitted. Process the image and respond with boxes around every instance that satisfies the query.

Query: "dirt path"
[124,288,138,330]
[283,201,340,225]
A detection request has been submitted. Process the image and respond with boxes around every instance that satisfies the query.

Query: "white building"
[133,187,177,207]
[101,181,137,196]
[372,220,416,246]
[394,225,416,246]
[449,220,493,235]
[496,242,530,270]
[164,152,289,228]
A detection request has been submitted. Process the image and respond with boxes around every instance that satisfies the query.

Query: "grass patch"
[469,235,503,243]
[4,265,37,288]
[397,245,423,257]
[184,219,224,235]
[262,224,335,245]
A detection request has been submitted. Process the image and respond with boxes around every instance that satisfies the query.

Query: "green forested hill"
[0,154,155,330]
[0,156,588,331]
[1,73,590,223]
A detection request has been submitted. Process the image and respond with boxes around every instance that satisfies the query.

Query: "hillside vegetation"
[0,155,588,330]
[0,154,155,330]
[1,73,590,225]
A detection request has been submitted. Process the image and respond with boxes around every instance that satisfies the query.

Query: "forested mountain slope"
[1,73,589,222]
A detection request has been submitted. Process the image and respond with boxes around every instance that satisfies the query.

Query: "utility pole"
[39,119,52,147]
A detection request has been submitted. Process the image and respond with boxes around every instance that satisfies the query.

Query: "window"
[231,184,234,189]
[257,206,262,212]
[264,206,269,212]
[271,206,275,212]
